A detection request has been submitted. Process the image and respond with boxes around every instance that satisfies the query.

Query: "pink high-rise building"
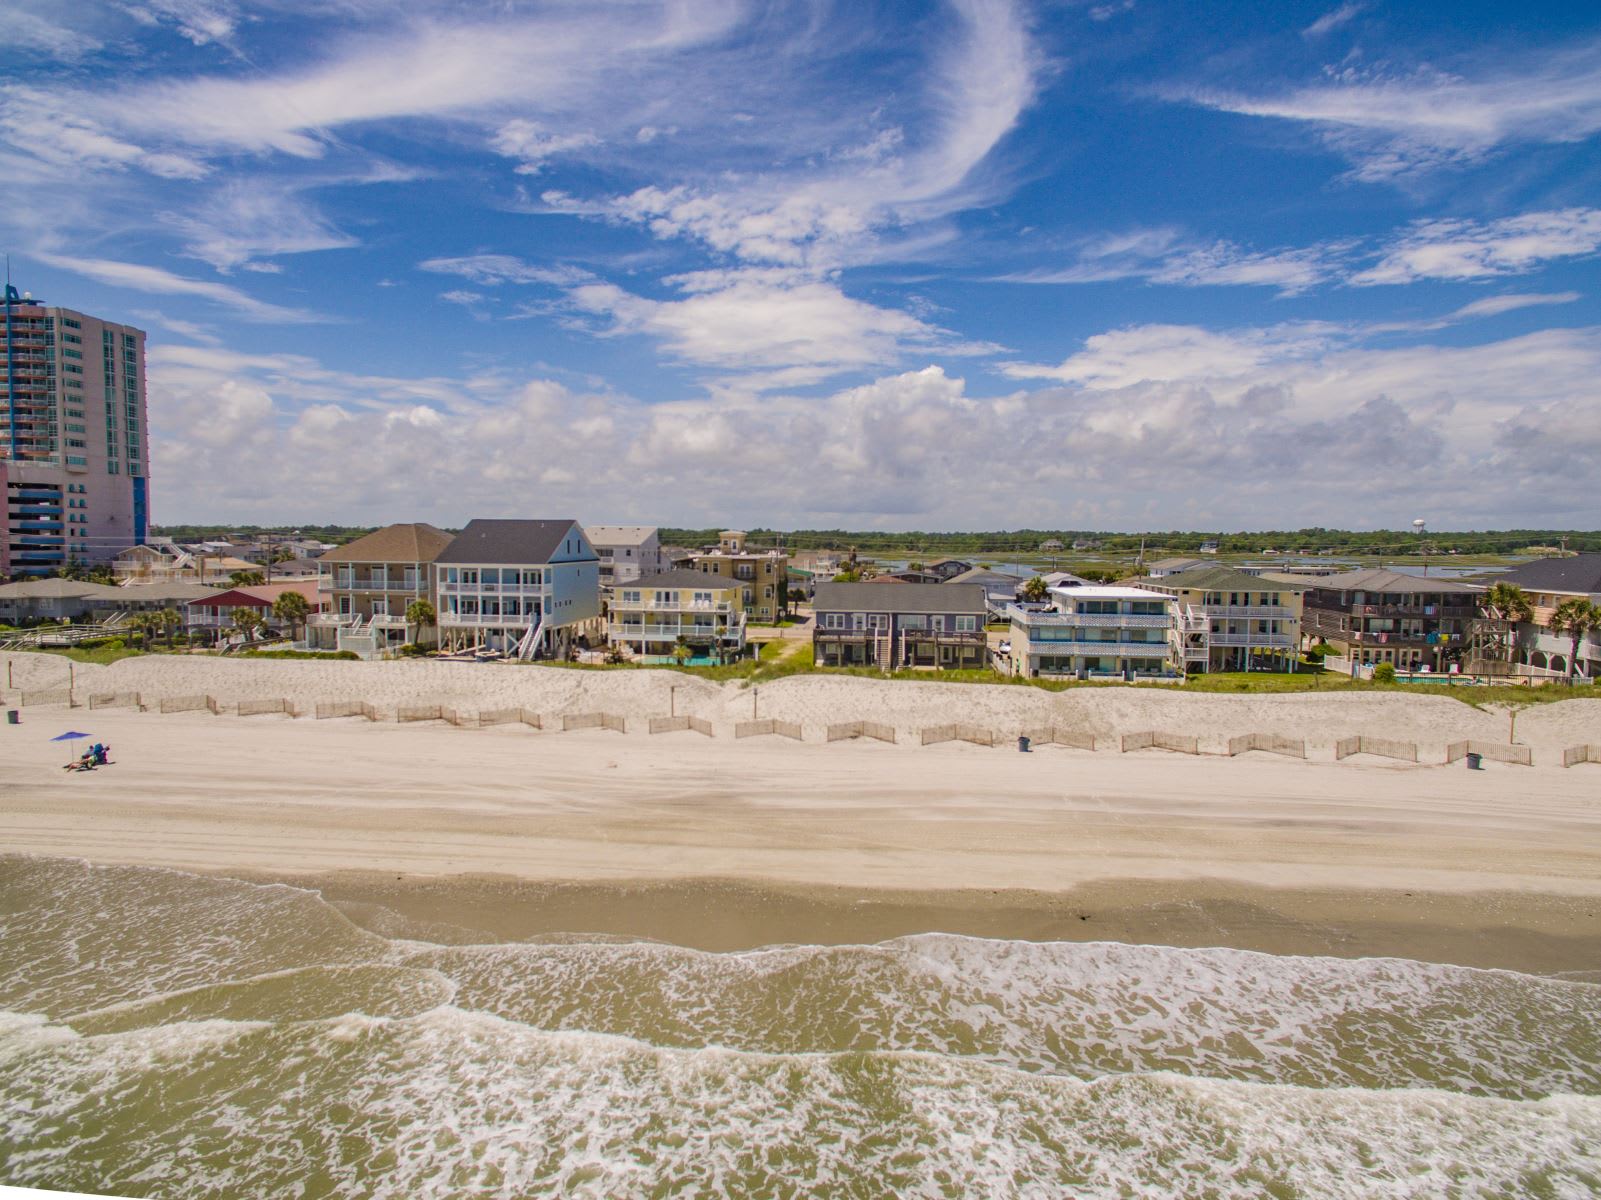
[1,284,150,577]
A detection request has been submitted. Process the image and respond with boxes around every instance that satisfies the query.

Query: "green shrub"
[1373,662,1396,684]
[240,648,360,660]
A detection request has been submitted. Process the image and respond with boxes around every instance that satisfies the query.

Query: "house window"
[824,613,845,629]
[621,590,641,605]
[869,614,888,630]
[955,616,977,632]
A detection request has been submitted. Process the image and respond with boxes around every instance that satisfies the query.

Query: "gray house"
[812,582,989,669]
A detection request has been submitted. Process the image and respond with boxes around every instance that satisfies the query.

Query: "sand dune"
[4,651,1597,756]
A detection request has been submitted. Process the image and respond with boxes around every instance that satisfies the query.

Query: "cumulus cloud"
[144,323,1601,529]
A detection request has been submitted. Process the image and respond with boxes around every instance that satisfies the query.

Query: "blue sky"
[5,0,1600,530]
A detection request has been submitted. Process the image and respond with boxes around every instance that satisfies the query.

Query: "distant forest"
[151,523,1601,557]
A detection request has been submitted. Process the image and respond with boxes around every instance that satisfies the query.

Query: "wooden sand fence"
[735,719,804,741]
[159,695,219,715]
[1334,735,1417,763]
[1444,741,1533,767]
[1227,733,1307,759]
[826,721,897,744]
[395,705,477,726]
[1120,731,1199,755]
[1562,744,1601,768]
[649,715,714,737]
[314,700,379,721]
[87,691,142,710]
[562,712,627,733]
[919,724,996,746]
[1019,728,1097,751]
[19,689,73,707]
[479,708,543,729]
[237,698,294,717]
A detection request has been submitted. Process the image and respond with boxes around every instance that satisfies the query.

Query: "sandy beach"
[4,651,1600,973]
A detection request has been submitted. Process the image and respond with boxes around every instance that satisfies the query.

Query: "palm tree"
[1021,575,1049,604]
[404,598,437,648]
[671,635,693,665]
[232,607,262,645]
[1479,582,1534,663]
[159,607,182,649]
[229,570,266,587]
[1549,598,1601,683]
[128,611,155,648]
[274,591,310,642]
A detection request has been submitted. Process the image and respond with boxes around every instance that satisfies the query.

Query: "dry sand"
[4,650,1600,973]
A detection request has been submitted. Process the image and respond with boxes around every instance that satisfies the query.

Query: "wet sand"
[5,707,1600,975]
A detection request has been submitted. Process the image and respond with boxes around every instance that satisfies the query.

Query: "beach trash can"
[1018,735,1031,753]
[5,709,17,725]
[1466,752,1483,770]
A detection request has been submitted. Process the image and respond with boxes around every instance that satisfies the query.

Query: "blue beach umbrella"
[51,730,92,764]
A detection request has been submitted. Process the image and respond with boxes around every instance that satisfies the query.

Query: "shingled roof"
[433,519,592,565]
[319,523,454,564]
[1492,554,1601,595]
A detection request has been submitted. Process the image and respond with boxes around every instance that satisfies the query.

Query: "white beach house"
[433,519,600,658]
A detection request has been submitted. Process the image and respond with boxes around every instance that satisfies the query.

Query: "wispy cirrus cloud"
[1302,3,1365,39]
[1183,43,1601,180]
[31,253,323,322]
[1351,208,1601,284]
[418,254,588,288]
[1003,207,1601,295]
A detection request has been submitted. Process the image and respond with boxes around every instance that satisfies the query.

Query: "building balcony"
[1024,635,1175,650]
[319,575,424,593]
[1004,605,1170,628]
[610,621,744,642]
[611,600,737,614]
[1202,605,1295,620]
[1207,632,1294,648]
[437,581,547,595]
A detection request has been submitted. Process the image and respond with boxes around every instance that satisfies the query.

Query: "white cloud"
[491,119,600,174]
[565,268,983,387]
[1303,3,1365,38]
[1186,45,1601,180]
[4,12,103,60]
[418,255,587,288]
[1445,291,1581,320]
[164,180,357,272]
[144,326,1601,529]
[1352,209,1601,284]
[32,253,322,322]
[120,0,240,47]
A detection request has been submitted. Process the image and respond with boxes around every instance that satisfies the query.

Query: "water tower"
[1412,518,1426,536]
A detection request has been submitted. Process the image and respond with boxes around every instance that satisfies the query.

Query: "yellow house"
[1131,564,1305,673]
[608,569,748,661]
[689,530,789,622]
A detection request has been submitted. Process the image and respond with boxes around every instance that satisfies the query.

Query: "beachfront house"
[812,581,988,669]
[690,530,789,622]
[188,580,324,644]
[310,523,454,657]
[607,569,747,662]
[433,519,599,658]
[1297,568,1480,672]
[1130,565,1305,673]
[943,566,1025,617]
[1488,554,1601,679]
[1003,585,1182,680]
[585,524,663,586]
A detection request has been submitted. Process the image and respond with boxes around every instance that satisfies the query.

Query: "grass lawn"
[37,645,150,666]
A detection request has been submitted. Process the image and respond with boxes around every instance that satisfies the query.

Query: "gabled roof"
[1304,568,1482,594]
[1492,554,1601,596]
[1137,564,1308,592]
[617,569,737,591]
[1147,556,1207,571]
[813,581,989,614]
[319,523,454,564]
[117,582,225,602]
[584,524,658,545]
[433,519,590,565]
[945,567,1024,588]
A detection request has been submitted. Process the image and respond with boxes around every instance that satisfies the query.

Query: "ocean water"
[2,856,1598,1198]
